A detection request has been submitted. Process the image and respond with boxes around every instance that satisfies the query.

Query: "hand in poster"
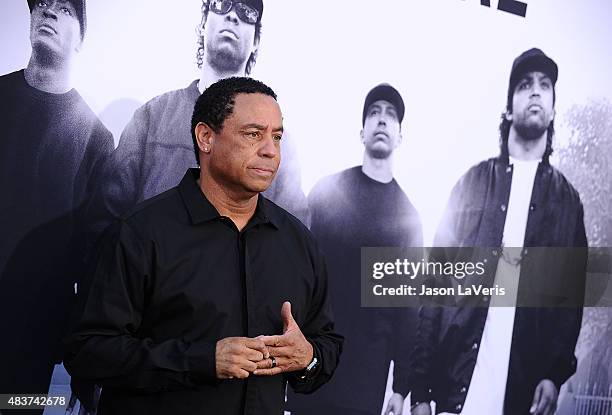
[530,379,558,415]
[383,392,405,414]
[254,301,313,376]
[215,337,269,379]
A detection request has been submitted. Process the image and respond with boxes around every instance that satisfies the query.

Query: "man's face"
[510,71,555,141]
[29,0,82,60]
[361,100,402,159]
[208,93,282,195]
[204,5,259,74]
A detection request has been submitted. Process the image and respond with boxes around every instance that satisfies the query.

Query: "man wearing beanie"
[0,0,112,413]
[85,0,309,251]
[287,84,423,414]
[409,48,587,415]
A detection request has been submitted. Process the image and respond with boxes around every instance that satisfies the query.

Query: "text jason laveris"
[372,284,506,297]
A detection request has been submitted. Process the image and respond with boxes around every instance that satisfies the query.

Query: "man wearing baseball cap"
[85,0,309,251]
[409,48,587,415]
[0,0,112,413]
[287,84,423,414]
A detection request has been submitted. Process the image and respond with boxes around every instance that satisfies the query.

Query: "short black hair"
[191,76,277,165]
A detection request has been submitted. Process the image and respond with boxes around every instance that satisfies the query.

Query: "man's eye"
[273,134,283,142]
[60,7,72,16]
[37,1,48,7]
[518,82,530,90]
[246,131,260,139]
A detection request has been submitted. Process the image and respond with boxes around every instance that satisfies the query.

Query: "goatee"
[513,119,548,142]
[207,47,245,74]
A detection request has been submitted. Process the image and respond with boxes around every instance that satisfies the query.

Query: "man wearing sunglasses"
[85,0,309,251]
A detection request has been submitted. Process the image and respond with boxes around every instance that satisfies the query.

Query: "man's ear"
[396,131,403,148]
[74,37,83,53]
[252,31,261,53]
[360,129,365,144]
[195,122,214,156]
[505,110,513,122]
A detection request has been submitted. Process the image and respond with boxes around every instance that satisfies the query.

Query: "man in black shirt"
[287,84,422,415]
[65,77,343,415]
[0,1,113,410]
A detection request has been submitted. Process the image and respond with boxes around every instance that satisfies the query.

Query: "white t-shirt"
[441,157,540,415]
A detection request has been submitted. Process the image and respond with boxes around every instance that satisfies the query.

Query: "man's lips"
[38,23,57,35]
[249,167,275,176]
[528,103,543,111]
[374,131,388,140]
[219,29,239,40]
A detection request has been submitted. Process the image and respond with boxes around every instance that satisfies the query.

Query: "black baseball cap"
[28,0,87,40]
[362,83,405,126]
[507,48,558,111]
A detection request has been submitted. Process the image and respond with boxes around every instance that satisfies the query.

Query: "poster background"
[1,0,612,414]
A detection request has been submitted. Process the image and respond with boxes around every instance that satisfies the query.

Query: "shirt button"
[529,204,536,211]
[506,166,512,173]
[482,296,489,302]
[456,404,463,411]
[500,204,507,212]
[492,249,498,256]
[472,342,478,350]
[460,386,467,393]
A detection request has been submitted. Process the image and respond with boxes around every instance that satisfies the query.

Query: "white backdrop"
[2,1,612,413]
[2,0,611,244]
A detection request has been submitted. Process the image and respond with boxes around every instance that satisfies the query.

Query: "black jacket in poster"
[409,155,587,414]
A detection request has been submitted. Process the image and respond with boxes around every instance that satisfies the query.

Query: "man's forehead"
[232,93,282,124]
[367,100,397,112]
[518,71,552,82]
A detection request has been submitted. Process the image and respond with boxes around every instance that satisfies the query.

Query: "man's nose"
[530,83,542,97]
[225,9,240,24]
[259,135,279,158]
[43,4,59,19]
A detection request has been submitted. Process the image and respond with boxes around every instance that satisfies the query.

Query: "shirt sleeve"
[64,220,218,393]
[406,305,440,404]
[287,239,343,394]
[546,201,587,389]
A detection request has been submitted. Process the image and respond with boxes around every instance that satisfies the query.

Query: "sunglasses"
[209,0,260,25]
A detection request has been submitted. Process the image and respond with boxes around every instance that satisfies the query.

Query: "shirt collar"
[178,168,280,229]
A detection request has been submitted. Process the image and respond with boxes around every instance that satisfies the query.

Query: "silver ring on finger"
[270,356,277,368]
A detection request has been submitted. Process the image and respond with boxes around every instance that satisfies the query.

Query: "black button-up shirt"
[65,169,343,415]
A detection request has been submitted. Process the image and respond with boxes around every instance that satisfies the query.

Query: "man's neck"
[507,127,547,161]
[362,153,394,183]
[198,61,246,93]
[24,55,72,94]
[198,170,257,231]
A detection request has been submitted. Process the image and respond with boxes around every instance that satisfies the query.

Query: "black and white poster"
[1,0,611,414]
